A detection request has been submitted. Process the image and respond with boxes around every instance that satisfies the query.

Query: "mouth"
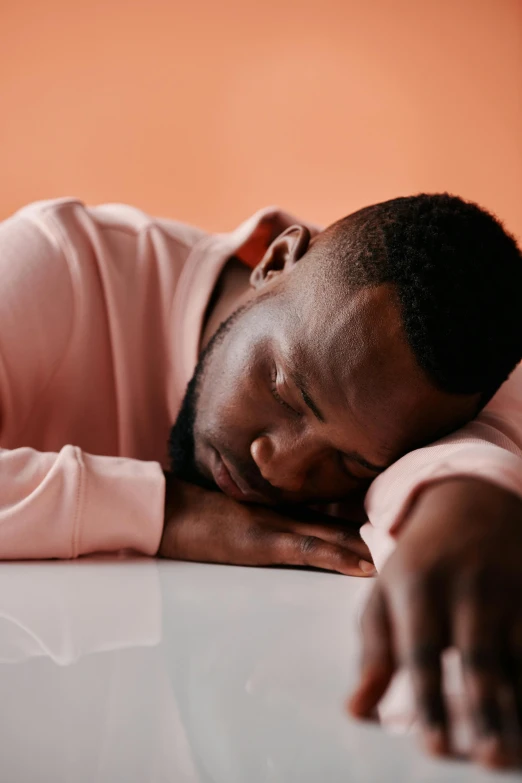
[211,449,276,504]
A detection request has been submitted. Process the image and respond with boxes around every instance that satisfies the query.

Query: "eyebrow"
[289,369,389,475]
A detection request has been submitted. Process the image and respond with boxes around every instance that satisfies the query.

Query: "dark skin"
[159,224,522,768]
[175,225,477,506]
[349,478,522,770]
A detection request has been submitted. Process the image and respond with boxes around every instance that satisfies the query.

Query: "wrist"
[403,476,522,538]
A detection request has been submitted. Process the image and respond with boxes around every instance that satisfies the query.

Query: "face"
[169,228,479,506]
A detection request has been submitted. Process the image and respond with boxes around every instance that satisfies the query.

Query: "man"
[1,193,522,767]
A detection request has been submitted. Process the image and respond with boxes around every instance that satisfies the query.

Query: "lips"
[211,450,273,504]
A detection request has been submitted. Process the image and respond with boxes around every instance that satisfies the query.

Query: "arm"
[350,478,522,770]
[0,206,373,566]
[0,445,376,566]
[0,445,164,559]
[350,368,522,770]
[361,363,522,569]
[159,473,374,576]
[0,207,165,559]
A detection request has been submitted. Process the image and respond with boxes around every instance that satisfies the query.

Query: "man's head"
[169,193,522,505]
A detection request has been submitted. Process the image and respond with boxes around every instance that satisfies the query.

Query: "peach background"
[1,0,521,238]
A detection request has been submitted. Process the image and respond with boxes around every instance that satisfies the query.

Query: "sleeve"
[361,363,522,570]
[358,369,522,744]
[0,445,165,559]
[0,208,165,560]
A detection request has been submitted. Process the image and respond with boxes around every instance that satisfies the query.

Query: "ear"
[249,225,311,290]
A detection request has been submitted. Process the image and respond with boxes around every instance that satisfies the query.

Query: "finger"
[276,518,372,561]
[391,579,449,756]
[453,595,516,769]
[348,585,395,719]
[267,530,375,576]
[274,502,367,531]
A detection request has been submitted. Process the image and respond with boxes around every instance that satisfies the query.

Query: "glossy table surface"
[0,558,517,782]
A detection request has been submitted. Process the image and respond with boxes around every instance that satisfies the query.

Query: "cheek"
[193,380,248,478]
[197,365,264,449]
[194,321,278,459]
[315,464,359,498]
[299,453,359,500]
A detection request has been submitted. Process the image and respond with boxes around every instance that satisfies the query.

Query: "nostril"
[250,435,307,493]
[250,436,273,475]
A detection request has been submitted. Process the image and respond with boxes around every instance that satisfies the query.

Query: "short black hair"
[322,193,522,406]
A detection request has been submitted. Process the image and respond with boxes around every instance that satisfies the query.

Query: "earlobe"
[249,225,311,290]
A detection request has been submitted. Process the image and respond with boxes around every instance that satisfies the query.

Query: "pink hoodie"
[1,198,521,564]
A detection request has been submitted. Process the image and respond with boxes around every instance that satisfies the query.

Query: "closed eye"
[270,365,302,417]
[337,452,378,482]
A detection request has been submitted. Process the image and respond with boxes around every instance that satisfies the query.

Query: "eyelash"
[337,453,375,482]
[338,454,360,481]
[270,366,302,417]
[269,365,375,481]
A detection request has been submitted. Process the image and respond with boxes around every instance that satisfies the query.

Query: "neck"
[200,256,252,352]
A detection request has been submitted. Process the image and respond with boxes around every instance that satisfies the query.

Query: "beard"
[168,306,246,489]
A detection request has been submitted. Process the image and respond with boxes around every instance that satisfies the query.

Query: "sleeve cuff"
[363,443,522,571]
[75,451,165,557]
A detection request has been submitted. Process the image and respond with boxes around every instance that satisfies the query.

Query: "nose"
[250,431,316,494]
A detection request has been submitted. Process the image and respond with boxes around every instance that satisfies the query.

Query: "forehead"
[280,282,476,458]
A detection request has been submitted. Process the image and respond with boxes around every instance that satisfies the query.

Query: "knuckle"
[248,522,272,543]
[300,535,320,555]
[336,527,357,546]
[404,565,440,596]
[388,556,439,598]
[386,574,433,625]
[247,522,285,551]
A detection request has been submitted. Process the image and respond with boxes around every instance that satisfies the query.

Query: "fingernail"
[359,560,376,575]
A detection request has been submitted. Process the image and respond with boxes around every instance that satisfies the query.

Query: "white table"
[0,559,516,782]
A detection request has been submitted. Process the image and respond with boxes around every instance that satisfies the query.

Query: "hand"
[348,478,522,769]
[159,473,375,577]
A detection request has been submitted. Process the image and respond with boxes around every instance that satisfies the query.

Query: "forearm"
[0,445,165,559]
[361,370,522,571]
